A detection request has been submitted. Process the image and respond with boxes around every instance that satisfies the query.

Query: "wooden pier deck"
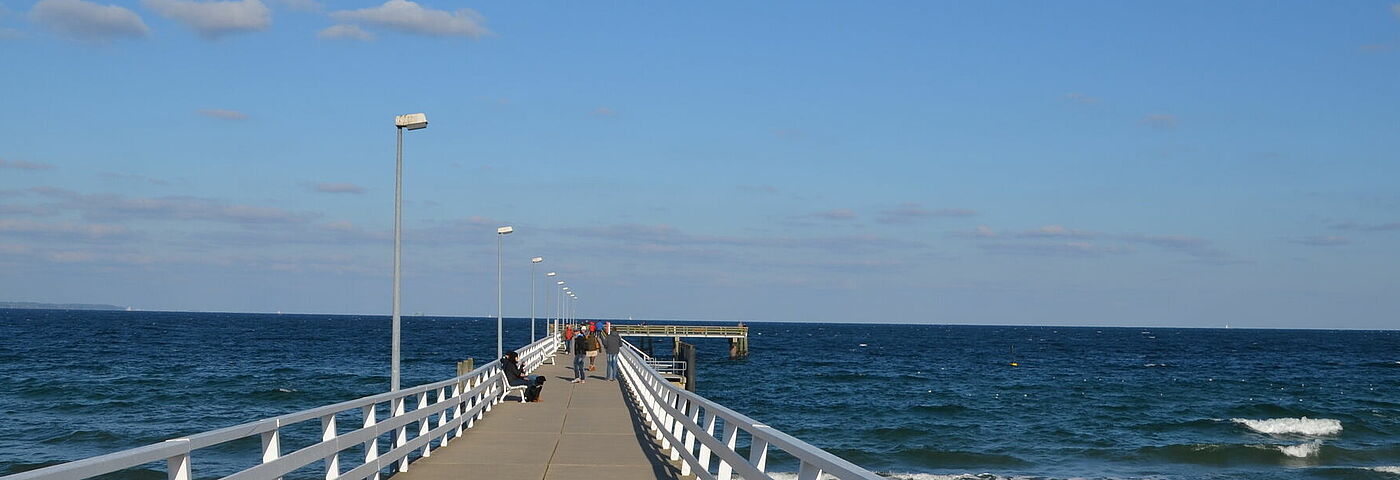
[390,357,683,480]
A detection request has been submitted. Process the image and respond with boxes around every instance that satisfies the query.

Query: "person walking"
[602,322,622,381]
[586,329,601,371]
[563,324,574,353]
[571,332,589,383]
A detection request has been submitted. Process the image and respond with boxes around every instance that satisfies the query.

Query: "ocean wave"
[1232,417,1342,435]
[879,474,1033,480]
[1138,442,1333,465]
[897,449,1031,468]
[1369,466,1400,474]
[752,473,1035,480]
[1278,440,1321,458]
[908,403,972,414]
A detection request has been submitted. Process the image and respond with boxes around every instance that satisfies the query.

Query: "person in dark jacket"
[601,322,622,381]
[571,333,589,383]
[500,351,542,401]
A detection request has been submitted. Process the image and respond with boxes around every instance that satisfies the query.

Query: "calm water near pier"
[1,309,1398,479]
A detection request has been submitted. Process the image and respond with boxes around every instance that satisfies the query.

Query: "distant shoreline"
[0,302,127,311]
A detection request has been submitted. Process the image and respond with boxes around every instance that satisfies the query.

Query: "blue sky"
[1,1,1398,328]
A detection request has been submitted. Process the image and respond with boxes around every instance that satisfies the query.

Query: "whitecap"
[1370,466,1400,475]
[1231,417,1342,435]
[1278,440,1321,457]
[876,474,1027,480]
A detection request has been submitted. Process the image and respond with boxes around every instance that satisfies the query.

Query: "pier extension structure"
[613,324,749,359]
[5,330,879,480]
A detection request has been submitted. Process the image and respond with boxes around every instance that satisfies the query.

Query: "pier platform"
[392,360,683,480]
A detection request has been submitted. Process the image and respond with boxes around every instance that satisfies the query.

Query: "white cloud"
[142,0,270,39]
[29,0,149,42]
[329,0,489,38]
[317,23,373,41]
[197,108,249,120]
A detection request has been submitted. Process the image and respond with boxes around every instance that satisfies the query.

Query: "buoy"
[1010,362,1019,367]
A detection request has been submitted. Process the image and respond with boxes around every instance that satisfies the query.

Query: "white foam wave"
[1231,417,1342,435]
[753,473,1031,480]
[877,474,1031,480]
[1278,441,1321,457]
[1370,466,1400,475]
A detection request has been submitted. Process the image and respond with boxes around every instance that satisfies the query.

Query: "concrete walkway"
[391,356,685,480]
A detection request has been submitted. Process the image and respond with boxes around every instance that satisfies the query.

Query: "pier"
[3,331,879,480]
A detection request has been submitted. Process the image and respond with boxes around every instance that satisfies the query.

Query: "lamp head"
[497,226,514,235]
[531,257,543,263]
[546,272,557,277]
[394,113,428,130]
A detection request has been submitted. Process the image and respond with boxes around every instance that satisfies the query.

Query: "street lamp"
[531,257,543,342]
[390,112,427,392]
[545,272,557,336]
[496,225,513,359]
[556,280,565,331]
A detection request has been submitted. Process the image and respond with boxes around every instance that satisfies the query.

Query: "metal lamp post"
[531,257,542,341]
[496,225,513,359]
[557,280,565,332]
[545,272,557,336]
[390,113,427,392]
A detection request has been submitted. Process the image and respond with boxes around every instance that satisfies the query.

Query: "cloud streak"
[961,225,1230,260]
[23,187,314,225]
[876,203,976,224]
[1330,220,1400,232]
[1287,235,1350,247]
[143,0,271,39]
[29,0,149,42]
[317,24,372,41]
[0,158,55,170]
[198,108,249,120]
[1141,114,1179,130]
[329,0,490,38]
[311,182,366,194]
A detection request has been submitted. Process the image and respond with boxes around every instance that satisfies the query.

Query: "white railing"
[4,335,560,480]
[617,344,882,480]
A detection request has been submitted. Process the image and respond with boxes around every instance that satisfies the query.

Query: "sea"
[1,309,1398,480]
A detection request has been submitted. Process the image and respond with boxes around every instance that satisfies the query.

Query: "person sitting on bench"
[501,351,544,402]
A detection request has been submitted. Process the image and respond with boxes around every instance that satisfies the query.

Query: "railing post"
[749,435,769,473]
[697,411,717,475]
[165,440,191,480]
[417,391,431,458]
[716,422,739,480]
[166,453,190,480]
[681,402,699,476]
[669,397,685,461]
[261,427,282,480]
[392,396,408,472]
[436,387,450,448]
[452,380,465,437]
[797,460,823,480]
[362,404,380,480]
[320,414,339,480]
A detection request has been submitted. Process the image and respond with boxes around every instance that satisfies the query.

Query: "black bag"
[524,376,546,402]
